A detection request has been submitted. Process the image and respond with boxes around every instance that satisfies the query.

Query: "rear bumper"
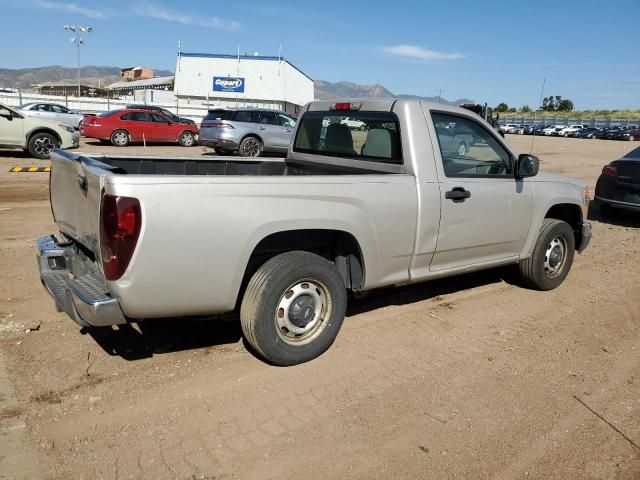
[578,221,592,252]
[595,195,640,212]
[37,235,127,328]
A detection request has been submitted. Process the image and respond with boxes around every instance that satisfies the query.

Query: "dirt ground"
[1,136,639,480]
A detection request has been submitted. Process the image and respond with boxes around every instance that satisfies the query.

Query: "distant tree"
[557,99,574,112]
[541,95,574,112]
[508,107,517,113]
[495,102,509,113]
[521,105,532,113]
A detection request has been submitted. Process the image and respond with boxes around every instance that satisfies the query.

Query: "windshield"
[159,108,178,121]
[293,111,402,164]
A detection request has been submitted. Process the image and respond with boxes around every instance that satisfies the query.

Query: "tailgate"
[49,149,122,255]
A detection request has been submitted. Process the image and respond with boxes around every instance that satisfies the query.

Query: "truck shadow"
[85,268,517,362]
[84,316,243,361]
[346,267,516,317]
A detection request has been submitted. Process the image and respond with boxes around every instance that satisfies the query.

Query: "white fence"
[0,90,289,123]
[497,115,640,128]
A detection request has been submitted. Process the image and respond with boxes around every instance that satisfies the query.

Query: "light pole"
[63,24,92,97]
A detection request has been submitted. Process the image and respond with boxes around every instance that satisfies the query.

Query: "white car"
[341,117,368,130]
[0,103,79,158]
[543,125,567,136]
[557,124,585,137]
[19,102,85,129]
[502,124,521,134]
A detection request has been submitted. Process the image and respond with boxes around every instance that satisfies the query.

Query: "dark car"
[614,126,640,141]
[532,125,549,136]
[602,126,625,140]
[522,125,536,135]
[576,127,601,139]
[125,104,196,126]
[594,146,640,215]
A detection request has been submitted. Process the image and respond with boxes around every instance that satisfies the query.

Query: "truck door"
[428,111,534,271]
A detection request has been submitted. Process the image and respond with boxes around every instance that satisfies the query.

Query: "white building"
[174,52,314,114]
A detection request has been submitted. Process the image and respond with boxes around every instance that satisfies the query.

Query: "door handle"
[258,127,266,130]
[445,187,471,202]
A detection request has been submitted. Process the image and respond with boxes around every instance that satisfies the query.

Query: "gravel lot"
[1,136,639,480]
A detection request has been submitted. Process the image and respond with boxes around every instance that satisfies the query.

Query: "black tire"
[178,131,195,147]
[27,133,59,159]
[457,141,468,156]
[240,251,347,366]
[110,129,129,147]
[519,219,575,291]
[239,136,262,157]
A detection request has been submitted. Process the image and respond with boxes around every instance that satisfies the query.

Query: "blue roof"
[179,52,312,82]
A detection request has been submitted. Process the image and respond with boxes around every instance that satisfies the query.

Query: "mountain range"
[0,65,473,105]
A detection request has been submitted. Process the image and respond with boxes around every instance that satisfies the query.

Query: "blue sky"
[1,0,639,109]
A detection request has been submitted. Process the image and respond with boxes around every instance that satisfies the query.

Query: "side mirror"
[516,154,539,178]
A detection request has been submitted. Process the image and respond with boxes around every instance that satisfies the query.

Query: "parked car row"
[505,123,640,141]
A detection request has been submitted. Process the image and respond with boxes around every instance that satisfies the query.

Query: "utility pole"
[63,25,93,97]
[437,89,444,104]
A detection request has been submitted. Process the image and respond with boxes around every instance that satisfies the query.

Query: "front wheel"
[27,133,59,159]
[240,251,347,366]
[457,141,468,156]
[519,219,575,290]
[178,131,195,147]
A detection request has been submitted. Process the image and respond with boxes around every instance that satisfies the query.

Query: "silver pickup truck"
[37,99,591,366]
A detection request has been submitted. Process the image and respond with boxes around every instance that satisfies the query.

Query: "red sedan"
[80,109,199,147]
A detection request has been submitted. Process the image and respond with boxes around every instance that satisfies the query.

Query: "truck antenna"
[530,78,546,154]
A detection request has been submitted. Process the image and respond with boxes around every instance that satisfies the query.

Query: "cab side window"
[431,113,511,177]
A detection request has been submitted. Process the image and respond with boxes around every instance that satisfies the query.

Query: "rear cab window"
[293,111,402,164]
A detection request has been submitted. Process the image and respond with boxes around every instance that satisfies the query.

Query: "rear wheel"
[239,136,262,157]
[178,131,195,147]
[457,141,468,156]
[240,251,347,366]
[110,130,129,147]
[519,219,575,291]
[27,133,59,159]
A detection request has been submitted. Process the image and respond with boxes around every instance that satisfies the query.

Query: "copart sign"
[213,77,245,93]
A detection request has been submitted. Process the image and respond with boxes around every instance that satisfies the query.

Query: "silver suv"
[200,108,296,156]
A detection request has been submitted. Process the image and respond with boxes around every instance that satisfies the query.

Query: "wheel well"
[27,128,61,144]
[240,133,263,145]
[545,203,583,246]
[243,229,364,292]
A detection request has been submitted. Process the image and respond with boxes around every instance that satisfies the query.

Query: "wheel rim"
[544,236,567,278]
[113,131,127,145]
[242,138,260,157]
[275,279,332,346]
[457,143,467,156]
[182,133,194,146]
[34,136,55,156]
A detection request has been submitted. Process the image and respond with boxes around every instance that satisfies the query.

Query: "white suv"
[0,103,79,159]
[557,124,585,137]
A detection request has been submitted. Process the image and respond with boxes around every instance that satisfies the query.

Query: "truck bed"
[69,152,403,176]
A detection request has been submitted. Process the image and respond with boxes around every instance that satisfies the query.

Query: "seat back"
[324,123,355,155]
[362,128,398,158]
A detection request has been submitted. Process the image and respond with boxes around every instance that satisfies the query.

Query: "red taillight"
[100,194,142,281]
[201,121,234,128]
[601,164,617,177]
[331,102,362,111]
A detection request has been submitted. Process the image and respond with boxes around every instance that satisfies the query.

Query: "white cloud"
[133,3,241,31]
[382,45,465,61]
[33,0,106,19]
